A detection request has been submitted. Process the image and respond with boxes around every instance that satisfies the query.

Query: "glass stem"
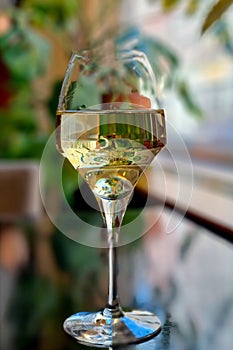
[99,195,131,317]
[108,227,119,309]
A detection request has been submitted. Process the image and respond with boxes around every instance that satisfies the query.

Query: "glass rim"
[71,48,150,59]
[56,108,164,115]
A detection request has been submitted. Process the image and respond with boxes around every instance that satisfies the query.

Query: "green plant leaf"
[186,0,200,15]
[143,36,179,88]
[177,80,203,118]
[22,0,80,28]
[68,76,101,109]
[0,22,51,81]
[162,0,182,11]
[201,0,233,34]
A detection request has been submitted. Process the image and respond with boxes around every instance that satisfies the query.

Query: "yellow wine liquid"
[56,110,166,199]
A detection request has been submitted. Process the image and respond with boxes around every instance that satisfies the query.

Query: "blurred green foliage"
[1,0,232,161]
[20,0,81,29]
[0,14,51,159]
[154,0,233,31]
[157,0,233,38]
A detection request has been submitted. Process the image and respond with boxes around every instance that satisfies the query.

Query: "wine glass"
[56,46,166,347]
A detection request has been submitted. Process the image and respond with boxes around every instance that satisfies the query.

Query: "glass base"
[63,309,161,347]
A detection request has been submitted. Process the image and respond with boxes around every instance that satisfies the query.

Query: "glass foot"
[63,309,161,347]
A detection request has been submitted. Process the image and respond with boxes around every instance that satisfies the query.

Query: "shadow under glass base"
[63,309,161,347]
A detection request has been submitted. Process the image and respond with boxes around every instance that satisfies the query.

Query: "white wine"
[56,110,166,200]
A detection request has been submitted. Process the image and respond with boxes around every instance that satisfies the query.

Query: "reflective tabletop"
[1,202,233,350]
